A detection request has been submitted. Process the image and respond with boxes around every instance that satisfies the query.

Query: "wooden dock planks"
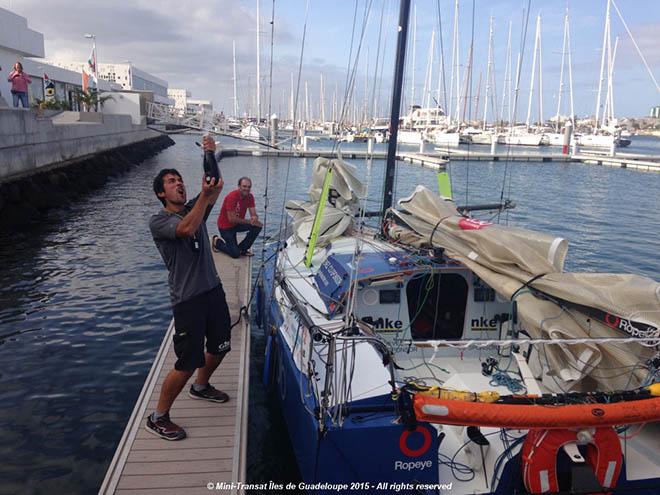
[99,250,251,495]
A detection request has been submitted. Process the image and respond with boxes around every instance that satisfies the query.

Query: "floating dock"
[219,147,660,172]
[99,251,251,495]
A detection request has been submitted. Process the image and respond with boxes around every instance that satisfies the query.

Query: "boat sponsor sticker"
[601,313,659,339]
[550,297,660,340]
[362,316,403,332]
[398,425,432,457]
[394,459,433,471]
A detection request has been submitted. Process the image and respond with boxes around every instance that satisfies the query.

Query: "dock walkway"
[219,147,660,172]
[99,252,251,495]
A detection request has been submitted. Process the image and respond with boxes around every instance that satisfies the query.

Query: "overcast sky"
[4,0,660,120]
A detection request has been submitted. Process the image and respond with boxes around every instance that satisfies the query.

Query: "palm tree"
[73,89,114,112]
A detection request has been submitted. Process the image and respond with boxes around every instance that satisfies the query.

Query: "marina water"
[0,134,658,494]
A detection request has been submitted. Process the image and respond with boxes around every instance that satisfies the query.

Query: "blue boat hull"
[257,246,440,491]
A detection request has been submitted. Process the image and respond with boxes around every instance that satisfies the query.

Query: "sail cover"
[386,186,660,391]
[286,157,366,248]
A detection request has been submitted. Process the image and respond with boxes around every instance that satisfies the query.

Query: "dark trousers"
[217,224,261,258]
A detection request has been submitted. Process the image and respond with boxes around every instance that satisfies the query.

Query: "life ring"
[398,425,432,457]
[522,427,622,494]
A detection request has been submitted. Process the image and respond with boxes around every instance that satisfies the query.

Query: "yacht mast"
[410,4,416,108]
[603,36,618,127]
[538,15,543,127]
[423,30,435,113]
[567,14,575,124]
[499,21,512,127]
[232,40,238,117]
[526,14,541,129]
[555,11,568,131]
[382,0,411,216]
[290,73,294,123]
[448,0,459,126]
[305,81,309,123]
[595,0,611,129]
[320,73,326,122]
[256,0,261,123]
[483,16,494,129]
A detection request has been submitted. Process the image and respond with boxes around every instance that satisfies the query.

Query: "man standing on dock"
[147,137,232,441]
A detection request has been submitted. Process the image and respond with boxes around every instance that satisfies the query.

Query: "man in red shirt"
[214,177,262,258]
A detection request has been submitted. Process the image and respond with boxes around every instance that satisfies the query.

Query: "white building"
[47,60,171,105]
[1,7,116,108]
[167,88,190,113]
[186,98,213,115]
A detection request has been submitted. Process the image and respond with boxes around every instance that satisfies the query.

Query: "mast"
[410,4,416,108]
[567,14,575,125]
[333,83,338,122]
[233,40,238,118]
[499,21,512,127]
[474,70,482,124]
[320,73,325,122]
[304,81,309,122]
[423,30,435,113]
[595,0,611,129]
[538,15,543,127]
[381,0,411,216]
[603,36,618,127]
[526,14,540,129]
[256,0,261,123]
[290,73,294,123]
[555,11,568,132]
[448,0,459,126]
[483,17,494,130]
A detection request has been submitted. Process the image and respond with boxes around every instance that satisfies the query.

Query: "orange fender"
[522,427,622,494]
[413,395,660,429]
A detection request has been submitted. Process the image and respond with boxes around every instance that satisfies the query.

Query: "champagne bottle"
[203,149,221,183]
[200,136,221,183]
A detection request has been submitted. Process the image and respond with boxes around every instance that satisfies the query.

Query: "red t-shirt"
[217,189,255,230]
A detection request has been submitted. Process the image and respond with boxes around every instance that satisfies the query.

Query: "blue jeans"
[216,224,261,258]
[12,91,28,108]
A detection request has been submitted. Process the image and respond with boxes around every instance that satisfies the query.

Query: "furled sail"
[286,157,365,248]
[386,186,660,391]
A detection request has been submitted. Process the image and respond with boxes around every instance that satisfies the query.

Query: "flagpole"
[84,33,98,111]
[92,36,98,111]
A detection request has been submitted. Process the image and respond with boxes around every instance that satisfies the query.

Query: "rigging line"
[341,0,360,125]
[464,0,477,207]
[369,1,386,122]
[498,0,531,225]
[260,0,276,265]
[274,0,309,262]
[333,0,375,155]
[334,0,365,145]
[434,0,454,186]
[611,0,660,93]
[419,336,660,348]
[436,0,448,122]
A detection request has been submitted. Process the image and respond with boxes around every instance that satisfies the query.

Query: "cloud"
[8,0,301,109]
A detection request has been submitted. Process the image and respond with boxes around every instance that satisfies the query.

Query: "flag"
[82,46,97,90]
[44,73,55,99]
[82,70,89,92]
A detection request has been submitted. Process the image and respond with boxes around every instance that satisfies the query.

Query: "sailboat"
[257,2,660,492]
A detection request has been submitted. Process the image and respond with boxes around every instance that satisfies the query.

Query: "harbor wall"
[0,108,174,230]
[0,108,161,182]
